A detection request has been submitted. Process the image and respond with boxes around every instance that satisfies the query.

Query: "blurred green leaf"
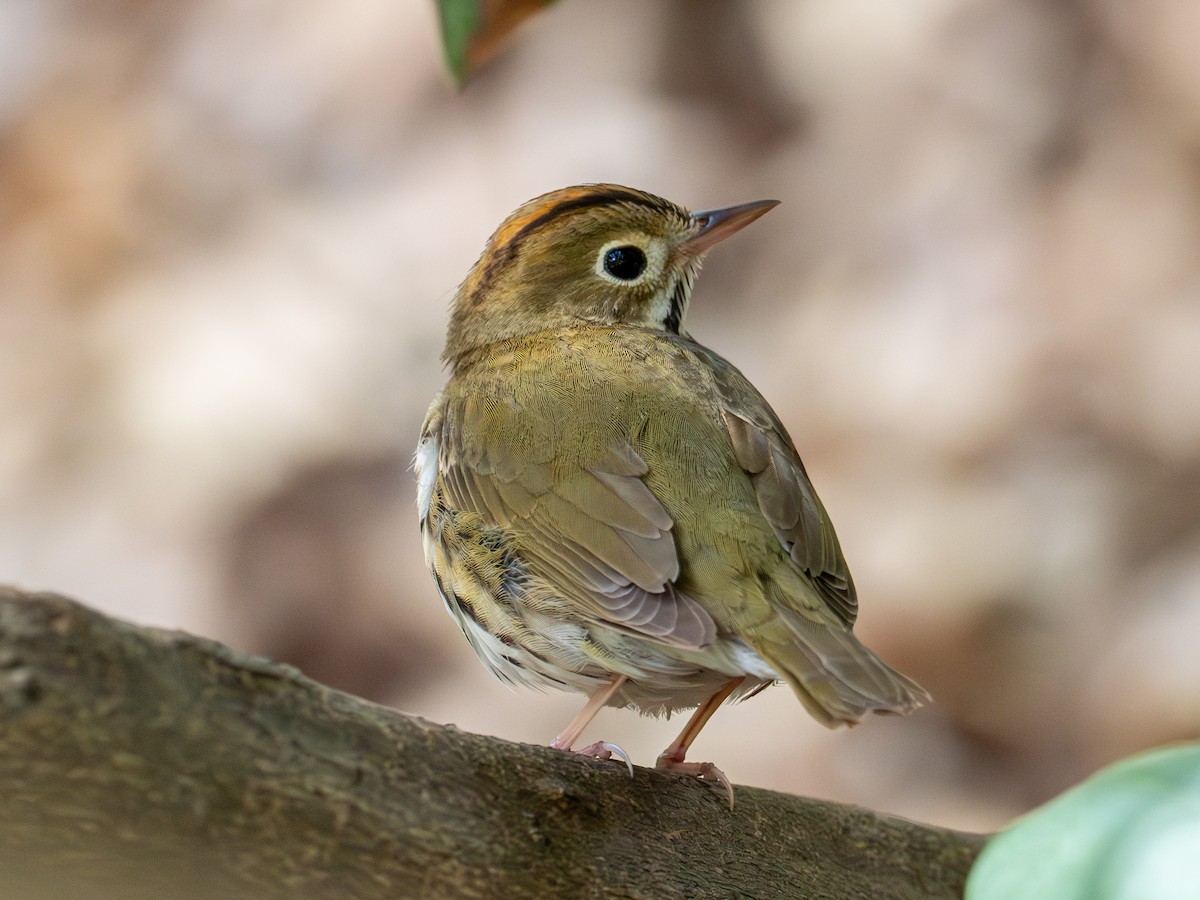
[438,0,478,85]
[967,743,1200,900]
[435,0,560,86]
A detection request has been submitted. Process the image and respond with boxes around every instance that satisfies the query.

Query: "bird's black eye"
[602,245,647,281]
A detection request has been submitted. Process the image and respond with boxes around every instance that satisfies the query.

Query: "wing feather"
[721,408,858,625]
[435,392,716,650]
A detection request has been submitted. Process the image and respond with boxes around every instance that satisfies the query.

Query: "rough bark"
[0,587,986,899]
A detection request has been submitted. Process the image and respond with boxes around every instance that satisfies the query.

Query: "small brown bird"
[417,184,928,803]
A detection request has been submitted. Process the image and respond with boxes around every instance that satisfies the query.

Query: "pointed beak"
[683,198,780,256]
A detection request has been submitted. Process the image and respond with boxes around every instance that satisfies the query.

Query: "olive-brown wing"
[435,388,717,649]
[689,340,858,627]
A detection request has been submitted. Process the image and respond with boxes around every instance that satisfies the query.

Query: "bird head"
[443,184,778,367]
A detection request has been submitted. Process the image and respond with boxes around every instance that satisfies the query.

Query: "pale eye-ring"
[595,237,667,286]
[602,245,647,281]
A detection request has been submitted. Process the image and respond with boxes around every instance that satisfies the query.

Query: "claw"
[573,740,635,777]
[656,755,735,810]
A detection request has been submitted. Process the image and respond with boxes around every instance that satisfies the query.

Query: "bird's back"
[436,323,927,724]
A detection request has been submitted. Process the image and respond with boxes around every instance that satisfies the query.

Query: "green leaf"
[967,743,1200,900]
[434,0,560,86]
[437,0,478,86]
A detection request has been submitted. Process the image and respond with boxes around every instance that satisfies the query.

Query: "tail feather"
[757,609,930,728]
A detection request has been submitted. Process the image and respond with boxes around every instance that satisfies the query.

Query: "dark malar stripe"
[664,277,686,334]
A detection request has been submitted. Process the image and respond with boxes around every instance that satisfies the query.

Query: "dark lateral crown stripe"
[504,187,673,253]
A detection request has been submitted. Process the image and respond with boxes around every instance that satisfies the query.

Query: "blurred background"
[3,0,1200,834]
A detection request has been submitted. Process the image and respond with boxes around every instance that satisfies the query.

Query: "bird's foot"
[551,739,634,777]
[656,753,735,809]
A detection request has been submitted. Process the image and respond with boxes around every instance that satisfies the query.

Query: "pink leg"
[550,674,627,750]
[656,678,744,809]
[548,675,634,776]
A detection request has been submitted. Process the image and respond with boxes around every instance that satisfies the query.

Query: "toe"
[655,758,735,810]
[570,740,635,777]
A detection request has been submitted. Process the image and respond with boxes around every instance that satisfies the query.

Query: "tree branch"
[0,587,985,899]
